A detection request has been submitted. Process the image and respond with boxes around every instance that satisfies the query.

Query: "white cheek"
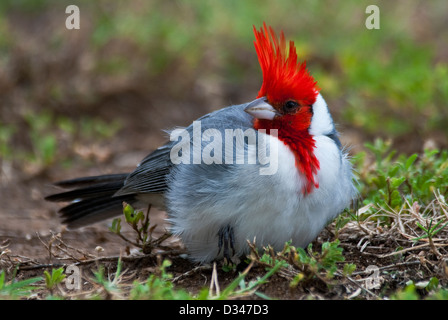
[314,137,341,185]
[309,93,335,136]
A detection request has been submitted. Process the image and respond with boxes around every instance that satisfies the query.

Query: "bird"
[45,23,357,263]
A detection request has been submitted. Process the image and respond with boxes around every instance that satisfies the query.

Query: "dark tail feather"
[45,181,126,202]
[45,174,135,229]
[59,195,133,228]
[53,173,129,188]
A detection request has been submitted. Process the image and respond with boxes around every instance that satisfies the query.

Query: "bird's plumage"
[165,96,356,262]
[45,24,357,263]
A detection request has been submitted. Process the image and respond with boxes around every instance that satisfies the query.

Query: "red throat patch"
[253,23,320,194]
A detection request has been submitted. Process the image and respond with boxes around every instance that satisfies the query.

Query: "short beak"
[244,97,278,120]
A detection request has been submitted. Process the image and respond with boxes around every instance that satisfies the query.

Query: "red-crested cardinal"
[46,23,357,263]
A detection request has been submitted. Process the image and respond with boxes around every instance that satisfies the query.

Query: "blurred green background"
[0,0,447,177]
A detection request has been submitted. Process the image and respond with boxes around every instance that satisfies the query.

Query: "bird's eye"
[283,100,299,113]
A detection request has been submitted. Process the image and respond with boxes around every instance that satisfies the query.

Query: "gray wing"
[114,102,253,196]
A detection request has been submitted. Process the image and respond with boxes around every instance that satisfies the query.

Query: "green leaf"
[426,277,439,292]
[388,165,400,177]
[343,263,357,276]
[405,154,418,170]
[44,267,66,290]
[391,177,406,188]
[0,271,5,290]
[123,203,144,225]
[296,247,309,264]
[391,282,420,300]
[123,203,135,222]
[109,218,122,234]
[0,270,43,298]
[429,220,448,236]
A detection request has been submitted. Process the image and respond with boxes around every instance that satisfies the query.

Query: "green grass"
[354,139,448,210]
[0,270,42,299]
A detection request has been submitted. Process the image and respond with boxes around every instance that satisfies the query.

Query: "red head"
[253,23,319,107]
[246,23,320,194]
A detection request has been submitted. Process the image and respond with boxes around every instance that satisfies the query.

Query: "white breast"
[167,131,354,263]
[233,133,352,254]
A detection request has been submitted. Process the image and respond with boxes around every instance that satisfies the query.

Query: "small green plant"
[248,239,355,288]
[110,203,171,254]
[130,259,194,300]
[92,258,124,299]
[44,267,66,294]
[333,209,356,237]
[3,107,123,173]
[390,277,444,300]
[293,240,349,283]
[0,269,42,299]
[215,260,283,300]
[426,288,448,300]
[412,218,448,257]
[351,139,448,260]
[390,281,420,300]
[414,218,448,243]
[79,117,122,141]
[355,139,448,214]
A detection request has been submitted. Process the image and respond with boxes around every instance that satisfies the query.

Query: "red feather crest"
[253,23,319,106]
